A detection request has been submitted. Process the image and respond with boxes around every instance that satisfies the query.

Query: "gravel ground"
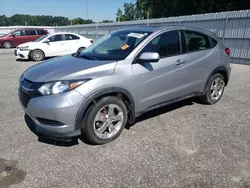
[0,50,250,188]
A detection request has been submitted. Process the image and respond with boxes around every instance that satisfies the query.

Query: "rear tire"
[200,73,225,105]
[30,49,45,61]
[82,96,128,145]
[2,41,12,49]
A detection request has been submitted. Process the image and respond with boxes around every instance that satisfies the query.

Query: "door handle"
[176,59,186,65]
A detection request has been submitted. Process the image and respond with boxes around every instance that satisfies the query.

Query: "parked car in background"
[15,32,93,61]
[0,28,49,48]
[18,26,231,144]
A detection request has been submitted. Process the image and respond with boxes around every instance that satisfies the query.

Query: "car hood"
[17,42,35,48]
[23,55,117,82]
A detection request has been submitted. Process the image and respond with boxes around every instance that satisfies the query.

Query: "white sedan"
[15,32,93,61]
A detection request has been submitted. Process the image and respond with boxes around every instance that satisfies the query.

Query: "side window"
[13,30,24,36]
[65,34,80,40]
[48,34,63,42]
[183,30,210,52]
[142,30,181,57]
[37,30,47,35]
[24,30,36,36]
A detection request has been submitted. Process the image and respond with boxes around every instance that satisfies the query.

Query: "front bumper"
[15,49,30,60]
[19,89,85,140]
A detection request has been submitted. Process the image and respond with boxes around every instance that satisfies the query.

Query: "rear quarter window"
[182,30,210,52]
[37,30,47,35]
[210,37,218,48]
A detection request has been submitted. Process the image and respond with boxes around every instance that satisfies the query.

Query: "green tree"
[116,0,250,21]
[102,20,114,23]
[116,8,125,22]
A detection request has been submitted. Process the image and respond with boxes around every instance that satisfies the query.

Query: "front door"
[11,30,27,46]
[131,30,193,112]
[44,34,65,57]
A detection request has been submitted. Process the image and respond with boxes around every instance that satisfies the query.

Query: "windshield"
[80,30,152,60]
[35,35,49,42]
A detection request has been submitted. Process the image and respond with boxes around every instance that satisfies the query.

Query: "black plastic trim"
[75,87,136,130]
[25,114,81,140]
[202,66,230,94]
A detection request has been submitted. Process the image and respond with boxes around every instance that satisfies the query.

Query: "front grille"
[18,78,43,108]
[19,88,31,108]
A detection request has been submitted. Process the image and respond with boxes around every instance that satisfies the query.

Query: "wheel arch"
[29,49,46,58]
[2,40,13,48]
[75,87,136,130]
[204,66,229,93]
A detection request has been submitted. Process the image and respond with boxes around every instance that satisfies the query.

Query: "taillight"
[90,40,93,44]
[225,48,230,56]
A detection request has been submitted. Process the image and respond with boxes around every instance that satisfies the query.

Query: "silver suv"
[19,26,231,144]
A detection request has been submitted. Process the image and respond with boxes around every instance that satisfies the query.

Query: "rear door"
[36,29,48,39]
[179,30,219,93]
[24,30,38,43]
[63,34,81,54]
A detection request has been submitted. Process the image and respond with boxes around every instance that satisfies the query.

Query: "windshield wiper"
[73,53,97,60]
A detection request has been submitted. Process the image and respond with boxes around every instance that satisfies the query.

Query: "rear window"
[37,30,47,35]
[65,34,80,40]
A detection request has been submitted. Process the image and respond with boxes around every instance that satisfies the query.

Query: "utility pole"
[134,4,136,20]
[147,11,149,26]
[69,12,72,25]
[85,0,88,19]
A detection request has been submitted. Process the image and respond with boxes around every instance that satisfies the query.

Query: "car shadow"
[125,98,195,130]
[25,98,198,147]
[16,57,56,63]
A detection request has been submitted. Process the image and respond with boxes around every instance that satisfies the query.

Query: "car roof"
[13,28,46,31]
[116,25,217,38]
[52,32,82,35]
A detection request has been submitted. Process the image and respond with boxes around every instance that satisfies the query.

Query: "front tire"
[200,73,225,104]
[30,49,45,61]
[2,41,12,49]
[82,96,128,145]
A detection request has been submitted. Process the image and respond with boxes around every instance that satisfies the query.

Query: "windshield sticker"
[127,33,147,38]
[121,44,129,50]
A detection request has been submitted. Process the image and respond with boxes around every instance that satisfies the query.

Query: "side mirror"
[44,39,50,43]
[11,34,15,38]
[138,52,160,63]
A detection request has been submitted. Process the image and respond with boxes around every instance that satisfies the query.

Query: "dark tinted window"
[183,30,210,52]
[48,34,63,42]
[25,30,36,36]
[65,34,80,40]
[37,30,47,35]
[142,30,181,57]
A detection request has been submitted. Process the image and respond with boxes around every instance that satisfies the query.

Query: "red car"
[0,28,49,48]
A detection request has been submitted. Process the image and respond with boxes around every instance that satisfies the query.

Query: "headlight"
[20,46,30,51]
[38,80,88,95]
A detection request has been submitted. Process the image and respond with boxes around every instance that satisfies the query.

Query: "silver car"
[19,26,231,144]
